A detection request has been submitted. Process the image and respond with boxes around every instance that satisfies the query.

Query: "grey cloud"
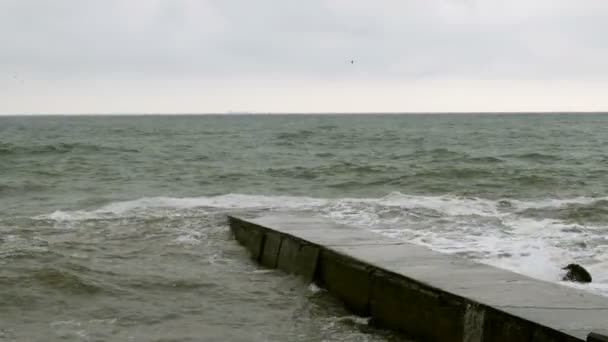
[2,0,608,81]
[2,0,608,115]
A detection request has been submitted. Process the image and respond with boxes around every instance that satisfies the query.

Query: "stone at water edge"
[562,263,592,283]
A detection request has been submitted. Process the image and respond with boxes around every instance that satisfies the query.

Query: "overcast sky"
[1,0,608,114]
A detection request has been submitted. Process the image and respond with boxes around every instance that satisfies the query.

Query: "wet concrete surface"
[229,213,608,341]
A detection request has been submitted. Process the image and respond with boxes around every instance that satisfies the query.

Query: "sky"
[1,0,608,114]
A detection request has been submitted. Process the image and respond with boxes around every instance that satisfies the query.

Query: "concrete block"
[260,232,282,268]
[229,214,608,342]
[246,230,264,262]
[588,332,608,342]
[276,236,299,273]
[463,303,485,342]
[229,216,250,245]
[316,250,371,316]
[370,270,465,342]
[296,245,320,281]
[482,307,533,342]
[532,327,581,342]
[229,217,264,261]
[369,270,408,332]
[276,238,319,282]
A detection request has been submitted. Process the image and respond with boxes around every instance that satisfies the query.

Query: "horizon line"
[1,111,608,116]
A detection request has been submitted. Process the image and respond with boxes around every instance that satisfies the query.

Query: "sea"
[1,113,607,341]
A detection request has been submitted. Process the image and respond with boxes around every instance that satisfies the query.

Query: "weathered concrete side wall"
[228,215,608,342]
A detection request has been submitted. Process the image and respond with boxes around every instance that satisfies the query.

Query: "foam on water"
[98,194,329,213]
[326,194,608,296]
[308,283,324,294]
[173,231,204,246]
[510,196,608,211]
[37,192,608,297]
[40,194,330,222]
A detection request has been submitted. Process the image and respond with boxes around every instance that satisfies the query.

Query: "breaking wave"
[35,192,608,296]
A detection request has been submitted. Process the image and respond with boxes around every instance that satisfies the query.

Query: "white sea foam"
[46,210,97,222]
[38,194,329,221]
[50,320,81,327]
[335,315,371,326]
[510,196,608,211]
[308,283,324,294]
[38,192,607,222]
[174,232,203,246]
[98,194,329,214]
[36,192,608,296]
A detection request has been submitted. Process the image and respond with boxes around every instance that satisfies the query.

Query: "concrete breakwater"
[228,214,608,342]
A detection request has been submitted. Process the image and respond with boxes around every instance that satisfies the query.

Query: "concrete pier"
[228,213,608,342]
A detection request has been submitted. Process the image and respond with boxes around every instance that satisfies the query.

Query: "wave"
[512,174,557,186]
[34,192,608,296]
[407,148,466,161]
[31,268,103,294]
[0,182,49,194]
[36,192,520,223]
[560,200,608,223]
[314,152,336,158]
[274,130,316,141]
[266,163,399,180]
[316,124,338,130]
[0,142,139,156]
[469,156,504,163]
[517,199,608,224]
[123,277,216,291]
[40,194,329,221]
[37,192,608,221]
[503,152,562,162]
[412,167,496,179]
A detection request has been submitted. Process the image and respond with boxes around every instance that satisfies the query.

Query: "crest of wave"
[36,192,608,296]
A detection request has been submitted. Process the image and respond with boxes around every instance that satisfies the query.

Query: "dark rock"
[562,263,592,283]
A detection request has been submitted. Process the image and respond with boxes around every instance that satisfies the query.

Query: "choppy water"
[1,114,608,341]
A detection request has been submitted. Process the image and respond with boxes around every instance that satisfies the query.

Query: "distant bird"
[350,60,354,64]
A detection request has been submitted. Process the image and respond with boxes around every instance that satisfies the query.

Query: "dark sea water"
[1,114,607,341]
